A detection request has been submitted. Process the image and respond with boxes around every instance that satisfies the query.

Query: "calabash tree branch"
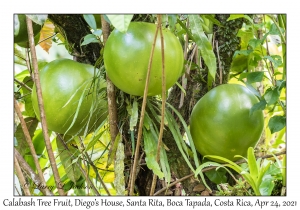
[14,148,53,196]
[14,156,31,195]
[14,98,52,196]
[154,150,286,196]
[129,20,160,196]
[26,16,65,196]
[150,15,166,196]
[14,78,32,92]
[101,15,119,160]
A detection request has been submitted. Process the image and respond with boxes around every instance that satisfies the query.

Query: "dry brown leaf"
[38,19,55,53]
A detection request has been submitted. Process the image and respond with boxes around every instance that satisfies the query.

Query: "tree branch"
[14,148,53,196]
[14,98,51,196]
[14,156,31,195]
[150,15,166,196]
[26,16,65,196]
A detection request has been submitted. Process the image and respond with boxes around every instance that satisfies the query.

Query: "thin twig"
[26,16,65,196]
[78,136,111,195]
[129,21,160,196]
[101,15,119,163]
[153,150,286,196]
[215,40,223,84]
[14,156,31,195]
[14,78,32,92]
[14,98,52,196]
[14,148,53,196]
[150,15,166,196]
[56,134,101,196]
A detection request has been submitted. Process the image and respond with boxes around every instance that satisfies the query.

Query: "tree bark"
[48,14,101,65]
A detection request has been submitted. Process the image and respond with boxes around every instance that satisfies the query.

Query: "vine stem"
[14,148,54,195]
[14,98,52,196]
[26,16,65,196]
[101,15,119,162]
[14,156,31,195]
[129,20,160,196]
[153,150,286,196]
[150,15,165,196]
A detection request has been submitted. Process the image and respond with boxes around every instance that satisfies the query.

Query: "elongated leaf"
[56,136,81,183]
[165,110,195,173]
[160,146,171,184]
[268,115,286,134]
[166,103,200,168]
[143,129,164,178]
[81,34,99,46]
[107,133,121,168]
[227,14,253,24]
[15,117,38,156]
[202,14,223,27]
[83,14,97,30]
[259,174,274,195]
[247,147,259,182]
[106,15,133,33]
[189,15,216,89]
[205,167,227,184]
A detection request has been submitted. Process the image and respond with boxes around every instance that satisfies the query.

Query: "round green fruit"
[103,22,184,96]
[14,14,42,44]
[190,84,264,162]
[31,59,108,136]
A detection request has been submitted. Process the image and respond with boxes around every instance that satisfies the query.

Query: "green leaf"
[264,55,282,69]
[259,174,274,195]
[248,39,261,50]
[81,34,99,46]
[83,14,97,30]
[107,133,121,168]
[268,115,286,134]
[233,50,253,58]
[247,72,264,83]
[189,14,216,89]
[202,14,223,27]
[167,15,177,32]
[264,87,280,105]
[14,117,38,157]
[227,14,253,24]
[250,99,266,116]
[205,167,227,184]
[269,23,284,35]
[237,29,254,49]
[230,54,248,73]
[56,135,81,183]
[21,76,35,117]
[247,147,259,182]
[106,15,133,33]
[143,129,164,179]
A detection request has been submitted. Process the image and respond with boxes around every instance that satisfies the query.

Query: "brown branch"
[14,156,31,195]
[14,148,53,196]
[14,98,52,196]
[150,15,166,196]
[154,150,286,196]
[101,15,119,161]
[14,78,32,92]
[26,16,65,196]
[129,21,160,196]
